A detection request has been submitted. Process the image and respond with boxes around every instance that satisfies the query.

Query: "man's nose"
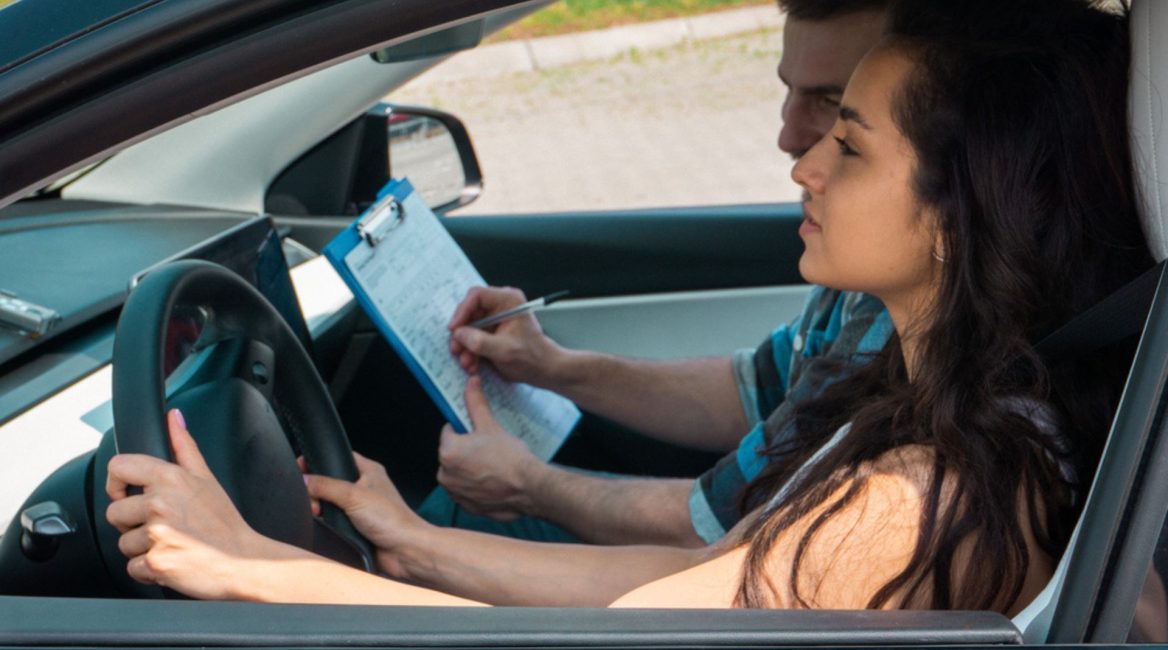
[777,103,819,157]
[778,124,814,158]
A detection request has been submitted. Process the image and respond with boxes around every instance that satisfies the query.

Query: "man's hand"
[448,286,564,386]
[437,376,543,520]
[105,409,273,600]
[302,452,427,579]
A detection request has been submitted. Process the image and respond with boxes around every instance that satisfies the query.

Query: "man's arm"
[448,287,748,452]
[525,469,703,546]
[548,351,748,452]
[435,380,708,546]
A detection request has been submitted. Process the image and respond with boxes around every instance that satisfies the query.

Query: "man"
[418,0,893,548]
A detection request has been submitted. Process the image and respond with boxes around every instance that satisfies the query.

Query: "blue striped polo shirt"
[688,287,893,543]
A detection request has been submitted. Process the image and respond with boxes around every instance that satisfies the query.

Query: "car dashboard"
[0,200,357,535]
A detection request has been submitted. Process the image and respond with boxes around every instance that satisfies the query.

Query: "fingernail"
[303,475,310,487]
[172,409,186,430]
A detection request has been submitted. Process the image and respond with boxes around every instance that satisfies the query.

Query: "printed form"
[341,189,578,460]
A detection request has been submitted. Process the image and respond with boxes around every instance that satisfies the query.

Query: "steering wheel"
[95,260,375,597]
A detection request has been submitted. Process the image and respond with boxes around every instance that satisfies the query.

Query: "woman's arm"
[386,524,705,606]
[229,464,926,609]
[106,409,711,605]
[104,410,482,605]
[108,412,993,611]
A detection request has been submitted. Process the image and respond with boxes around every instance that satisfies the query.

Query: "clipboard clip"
[357,194,404,246]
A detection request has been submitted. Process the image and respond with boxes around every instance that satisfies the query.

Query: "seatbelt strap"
[1034,260,1166,362]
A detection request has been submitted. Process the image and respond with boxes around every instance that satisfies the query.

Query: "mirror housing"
[265,103,481,216]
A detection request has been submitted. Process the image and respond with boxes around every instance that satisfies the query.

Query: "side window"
[392,8,800,215]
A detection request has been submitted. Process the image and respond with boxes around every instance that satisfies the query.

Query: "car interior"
[1,0,1167,646]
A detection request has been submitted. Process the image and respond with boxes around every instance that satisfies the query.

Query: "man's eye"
[820,96,842,109]
[833,136,858,156]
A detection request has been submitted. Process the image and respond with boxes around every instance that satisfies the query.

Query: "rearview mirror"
[370,21,484,63]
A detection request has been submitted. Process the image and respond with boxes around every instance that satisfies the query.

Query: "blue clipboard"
[322,178,470,432]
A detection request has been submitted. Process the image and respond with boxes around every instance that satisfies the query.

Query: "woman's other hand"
[301,451,425,578]
[436,376,542,520]
[105,409,272,599]
[447,286,564,386]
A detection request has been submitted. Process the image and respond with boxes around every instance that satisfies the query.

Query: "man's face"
[778,11,887,158]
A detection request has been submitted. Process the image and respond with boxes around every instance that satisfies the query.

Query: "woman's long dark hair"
[736,0,1154,611]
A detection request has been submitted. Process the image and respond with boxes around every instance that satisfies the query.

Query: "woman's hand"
[301,452,427,579]
[105,409,274,600]
[436,376,543,520]
[448,286,565,386]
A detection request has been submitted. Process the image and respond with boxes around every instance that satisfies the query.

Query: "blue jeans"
[416,487,581,543]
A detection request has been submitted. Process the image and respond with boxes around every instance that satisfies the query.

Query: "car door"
[0,0,1160,648]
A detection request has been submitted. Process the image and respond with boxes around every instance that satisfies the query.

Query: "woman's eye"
[833,136,858,157]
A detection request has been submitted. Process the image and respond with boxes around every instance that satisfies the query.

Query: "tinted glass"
[0,0,158,72]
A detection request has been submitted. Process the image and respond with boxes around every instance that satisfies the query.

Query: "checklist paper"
[325,179,579,460]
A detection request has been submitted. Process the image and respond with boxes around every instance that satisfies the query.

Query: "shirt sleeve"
[731,348,763,427]
[739,287,834,423]
[688,422,769,543]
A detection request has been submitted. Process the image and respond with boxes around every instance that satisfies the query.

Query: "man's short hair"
[776,0,891,20]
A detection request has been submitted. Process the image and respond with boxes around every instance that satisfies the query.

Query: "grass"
[487,0,774,41]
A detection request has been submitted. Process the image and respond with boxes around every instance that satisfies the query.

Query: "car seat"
[1011,0,1168,641]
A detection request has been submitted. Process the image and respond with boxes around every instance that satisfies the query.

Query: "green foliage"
[489,0,772,40]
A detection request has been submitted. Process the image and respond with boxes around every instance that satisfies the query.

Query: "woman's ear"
[929,214,946,264]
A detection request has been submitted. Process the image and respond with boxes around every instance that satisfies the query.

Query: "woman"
[105,0,1152,612]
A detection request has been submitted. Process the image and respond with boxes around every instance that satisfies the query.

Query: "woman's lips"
[799,210,821,236]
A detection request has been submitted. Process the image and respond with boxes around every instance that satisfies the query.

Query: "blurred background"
[391,0,802,215]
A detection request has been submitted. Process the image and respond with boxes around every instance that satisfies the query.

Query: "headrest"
[1130,0,1168,261]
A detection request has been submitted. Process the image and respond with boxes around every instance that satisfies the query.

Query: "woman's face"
[792,45,940,317]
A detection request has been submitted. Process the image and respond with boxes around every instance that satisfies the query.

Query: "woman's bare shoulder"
[612,452,938,611]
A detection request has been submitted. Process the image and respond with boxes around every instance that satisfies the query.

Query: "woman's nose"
[791,138,828,195]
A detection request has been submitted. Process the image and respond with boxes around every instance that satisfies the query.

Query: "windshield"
[0,0,158,73]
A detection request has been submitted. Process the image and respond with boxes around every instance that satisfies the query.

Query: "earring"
[932,250,946,263]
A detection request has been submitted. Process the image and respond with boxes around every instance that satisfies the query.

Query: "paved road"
[392,23,802,216]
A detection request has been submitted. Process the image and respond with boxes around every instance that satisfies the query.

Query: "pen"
[468,290,570,329]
